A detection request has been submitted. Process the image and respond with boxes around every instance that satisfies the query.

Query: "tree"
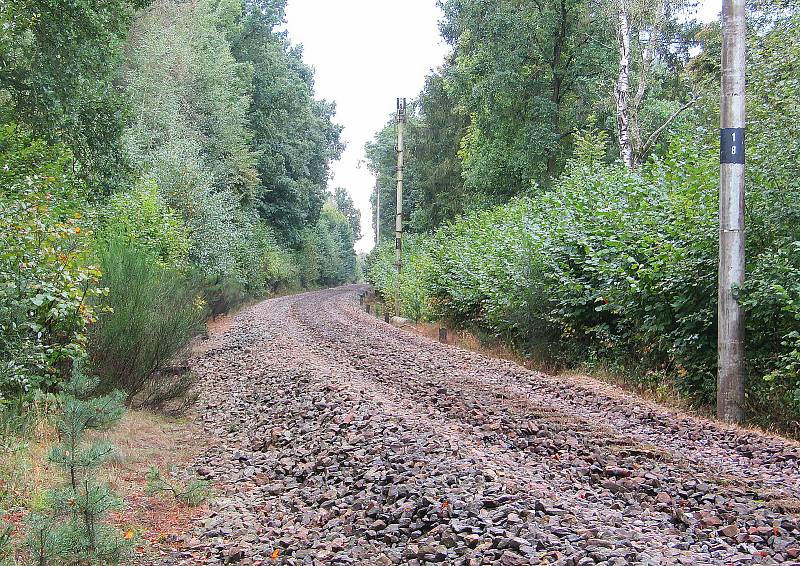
[231,1,344,243]
[316,203,357,285]
[365,66,468,240]
[611,0,698,167]
[27,369,129,564]
[124,0,257,199]
[406,67,469,232]
[123,0,263,284]
[440,0,617,197]
[0,0,149,191]
[333,187,362,241]
[366,115,412,245]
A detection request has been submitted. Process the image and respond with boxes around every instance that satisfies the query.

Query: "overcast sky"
[284,0,720,253]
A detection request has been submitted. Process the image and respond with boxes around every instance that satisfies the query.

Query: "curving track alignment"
[172,286,800,566]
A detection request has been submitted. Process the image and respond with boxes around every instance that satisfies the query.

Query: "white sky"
[285,0,720,253]
[285,0,449,253]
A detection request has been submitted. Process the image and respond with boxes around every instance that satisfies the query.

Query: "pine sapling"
[26,368,129,565]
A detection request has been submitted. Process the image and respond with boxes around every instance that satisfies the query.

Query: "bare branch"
[638,98,696,161]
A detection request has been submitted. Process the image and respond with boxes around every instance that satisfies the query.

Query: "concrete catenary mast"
[395,98,406,317]
[717,0,746,423]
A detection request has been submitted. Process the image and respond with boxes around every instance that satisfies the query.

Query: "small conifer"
[26,367,129,565]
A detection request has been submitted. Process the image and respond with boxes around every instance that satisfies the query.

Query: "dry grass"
[412,316,709,418]
[401,318,562,373]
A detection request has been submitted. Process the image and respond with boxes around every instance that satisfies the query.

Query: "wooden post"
[395,98,406,318]
[717,0,746,424]
[438,328,448,344]
[366,304,371,315]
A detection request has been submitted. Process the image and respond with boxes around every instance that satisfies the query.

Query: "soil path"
[168,285,800,565]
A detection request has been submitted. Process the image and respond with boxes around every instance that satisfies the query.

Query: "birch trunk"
[614,0,633,169]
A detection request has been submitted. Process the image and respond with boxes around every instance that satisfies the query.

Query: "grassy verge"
[0,408,208,564]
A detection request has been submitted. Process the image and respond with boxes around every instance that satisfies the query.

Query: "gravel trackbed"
[170,285,800,565]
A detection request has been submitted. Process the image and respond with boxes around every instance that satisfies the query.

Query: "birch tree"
[612,0,696,167]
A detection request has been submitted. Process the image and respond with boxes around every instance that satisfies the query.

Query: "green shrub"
[100,180,191,269]
[316,204,358,286]
[422,132,722,398]
[264,239,300,292]
[369,127,800,429]
[88,239,205,411]
[296,227,321,289]
[26,368,130,565]
[0,124,104,403]
[145,465,210,507]
[295,204,358,290]
[740,240,800,425]
[367,234,435,322]
[194,273,246,319]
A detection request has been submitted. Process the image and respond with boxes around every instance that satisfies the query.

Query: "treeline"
[0,0,359,408]
[367,0,800,430]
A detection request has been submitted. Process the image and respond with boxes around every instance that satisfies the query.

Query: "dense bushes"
[0,126,103,402]
[88,240,205,410]
[368,130,800,429]
[368,235,436,323]
[367,8,800,431]
[100,181,191,268]
[0,123,356,409]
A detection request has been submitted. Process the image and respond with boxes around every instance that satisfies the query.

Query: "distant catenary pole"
[395,98,406,317]
[375,177,380,244]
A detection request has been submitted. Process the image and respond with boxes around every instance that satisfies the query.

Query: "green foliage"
[122,0,347,294]
[294,203,358,289]
[123,0,264,288]
[367,1,700,240]
[363,1,800,431]
[100,181,190,269]
[366,70,468,240]
[333,187,362,241]
[367,235,436,323]
[124,0,257,199]
[316,203,358,287]
[296,228,321,289]
[231,3,343,243]
[26,368,130,565]
[145,466,210,507]
[369,120,800,427]
[428,132,719,392]
[0,0,145,190]
[441,0,618,194]
[263,240,301,293]
[88,240,205,411]
[0,0,350,412]
[195,274,246,320]
[0,126,104,402]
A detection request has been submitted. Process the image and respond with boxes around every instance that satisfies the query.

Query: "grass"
[0,406,58,513]
[0,407,210,563]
